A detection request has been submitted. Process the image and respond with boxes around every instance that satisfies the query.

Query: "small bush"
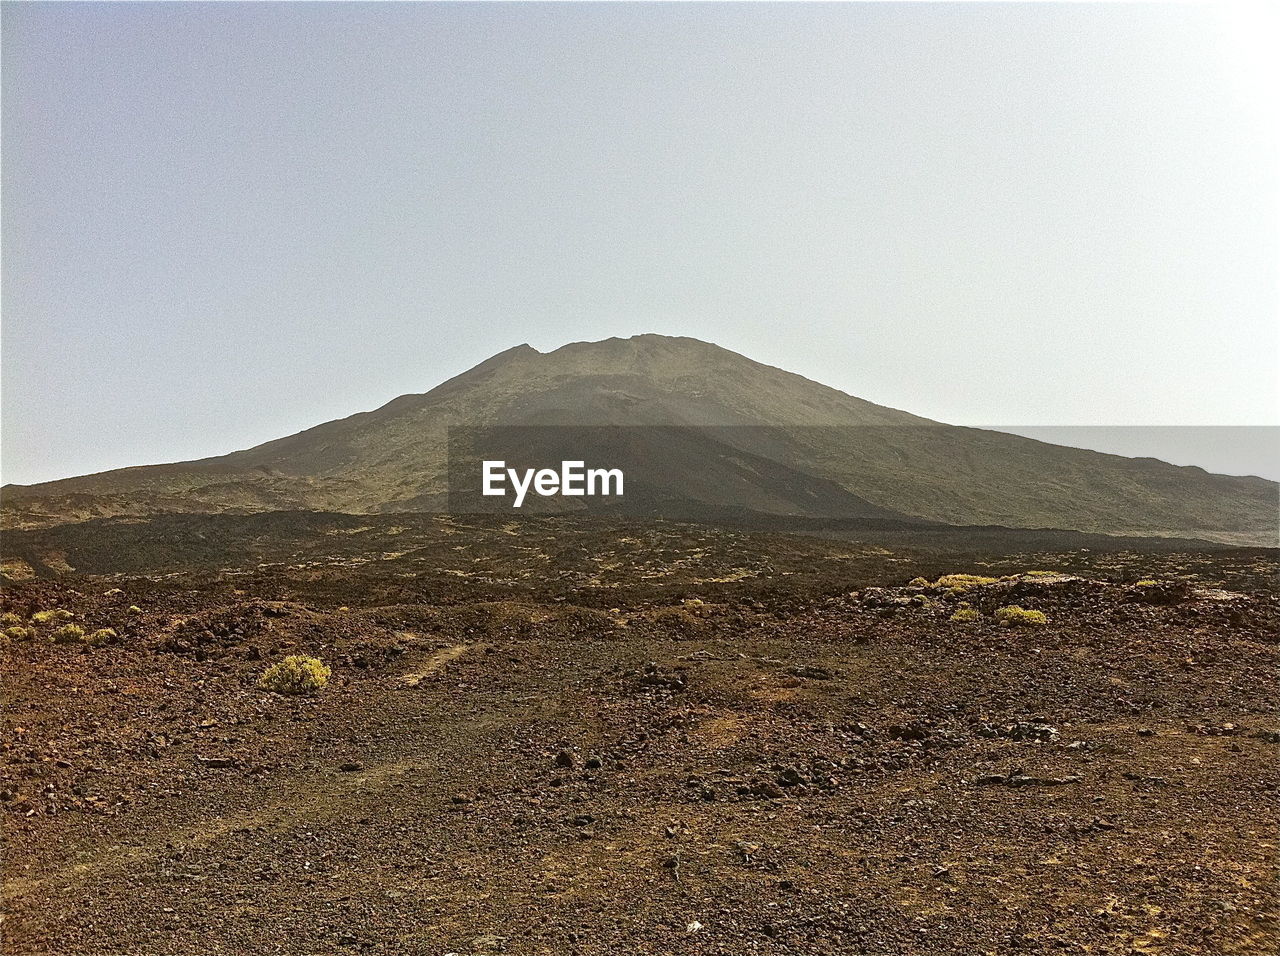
[934,574,998,590]
[259,655,331,696]
[907,577,930,588]
[50,624,86,644]
[86,628,119,647]
[128,605,143,614]
[4,625,30,641]
[32,609,74,625]
[1134,579,1158,587]
[994,606,1048,627]
[950,607,981,623]
[0,612,22,628]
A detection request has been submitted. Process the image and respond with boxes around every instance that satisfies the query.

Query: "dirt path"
[3,641,511,913]
[397,642,472,687]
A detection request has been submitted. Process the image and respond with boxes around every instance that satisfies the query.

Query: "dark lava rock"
[888,723,929,741]
[777,767,807,787]
[1127,581,1193,605]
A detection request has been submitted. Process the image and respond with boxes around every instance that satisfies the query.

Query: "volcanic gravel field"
[2,516,1277,955]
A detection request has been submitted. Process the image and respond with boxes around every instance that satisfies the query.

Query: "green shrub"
[50,624,86,644]
[32,609,74,625]
[1134,579,1158,587]
[994,606,1048,627]
[0,612,22,628]
[949,607,981,623]
[259,655,331,696]
[86,628,119,647]
[907,577,930,588]
[4,625,30,641]
[128,605,143,614]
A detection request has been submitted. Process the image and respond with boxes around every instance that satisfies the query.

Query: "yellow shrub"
[994,606,1048,627]
[32,609,74,625]
[949,607,981,623]
[259,655,331,696]
[86,628,119,647]
[0,612,22,628]
[1135,579,1158,587]
[4,625,30,641]
[50,624,86,644]
[907,577,930,587]
[934,574,998,590]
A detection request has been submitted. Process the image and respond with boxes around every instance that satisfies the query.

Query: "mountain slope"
[3,334,1275,544]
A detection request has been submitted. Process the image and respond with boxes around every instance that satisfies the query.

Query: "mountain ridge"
[4,334,1276,545]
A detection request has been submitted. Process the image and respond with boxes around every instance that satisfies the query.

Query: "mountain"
[3,334,1275,545]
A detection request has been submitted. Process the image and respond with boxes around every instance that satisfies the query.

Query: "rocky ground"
[2,516,1277,955]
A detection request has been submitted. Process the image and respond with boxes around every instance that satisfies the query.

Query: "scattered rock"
[788,665,835,680]
[976,772,1083,787]
[977,721,1059,742]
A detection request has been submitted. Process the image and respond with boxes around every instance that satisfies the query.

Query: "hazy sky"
[3,2,1277,485]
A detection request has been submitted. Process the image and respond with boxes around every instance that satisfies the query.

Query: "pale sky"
[3,2,1277,485]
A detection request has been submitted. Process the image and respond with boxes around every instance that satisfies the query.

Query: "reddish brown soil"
[2,518,1277,955]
